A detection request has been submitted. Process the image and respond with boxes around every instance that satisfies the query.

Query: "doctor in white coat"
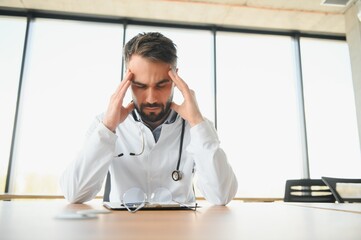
[60,32,238,206]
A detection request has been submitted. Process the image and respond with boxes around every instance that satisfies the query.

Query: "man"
[60,32,237,205]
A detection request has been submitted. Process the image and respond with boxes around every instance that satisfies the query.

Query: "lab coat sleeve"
[187,119,238,205]
[59,117,117,203]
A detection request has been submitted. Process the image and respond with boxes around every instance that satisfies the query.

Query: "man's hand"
[103,71,134,132]
[168,69,204,127]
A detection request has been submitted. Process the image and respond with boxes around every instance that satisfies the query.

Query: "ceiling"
[176,0,353,13]
[0,0,359,35]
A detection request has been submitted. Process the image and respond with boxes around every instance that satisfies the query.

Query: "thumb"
[124,101,135,115]
[170,102,180,114]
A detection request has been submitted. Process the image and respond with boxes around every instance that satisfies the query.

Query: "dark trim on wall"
[4,16,31,193]
[294,33,311,179]
[212,28,218,129]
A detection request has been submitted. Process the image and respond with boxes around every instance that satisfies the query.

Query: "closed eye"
[156,80,171,88]
[132,81,147,89]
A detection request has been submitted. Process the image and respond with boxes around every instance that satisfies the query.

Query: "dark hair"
[123,32,177,67]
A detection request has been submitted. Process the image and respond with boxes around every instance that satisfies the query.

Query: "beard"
[135,98,172,123]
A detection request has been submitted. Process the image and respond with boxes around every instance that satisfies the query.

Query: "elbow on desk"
[59,178,94,204]
[63,193,85,204]
[206,193,234,206]
[59,183,82,204]
[61,189,95,204]
[202,177,238,206]
[61,182,100,204]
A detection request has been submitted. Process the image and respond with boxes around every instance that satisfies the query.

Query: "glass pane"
[0,16,27,193]
[301,38,361,178]
[216,32,303,197]
[125,26,215,122]
[11,18,124,194]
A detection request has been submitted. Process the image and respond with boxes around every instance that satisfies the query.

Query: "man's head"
[124,32,178,127]
[124,32,177,68]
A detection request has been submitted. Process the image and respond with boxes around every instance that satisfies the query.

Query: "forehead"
[128,55,171,84]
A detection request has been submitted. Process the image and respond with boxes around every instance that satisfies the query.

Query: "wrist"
[102,120,116,133]
[189,115,204,127]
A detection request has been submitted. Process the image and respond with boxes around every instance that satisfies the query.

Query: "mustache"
[142,103,163,108]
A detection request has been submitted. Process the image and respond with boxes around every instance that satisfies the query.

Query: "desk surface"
[1,200,361,240]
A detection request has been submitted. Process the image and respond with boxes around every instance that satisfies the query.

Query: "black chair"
[103,171,111,202]
[322,176,361,203]
[284,179,335,202]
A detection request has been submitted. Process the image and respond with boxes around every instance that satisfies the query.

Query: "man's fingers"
[168,69,190,96]
[114,71,131,91]
[113,71,133,101]
[170,102,180,113]
[124,101,135,114]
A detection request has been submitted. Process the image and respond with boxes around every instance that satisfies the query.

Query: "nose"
[145,88,157,104]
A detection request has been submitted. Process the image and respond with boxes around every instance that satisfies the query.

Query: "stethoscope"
[117,110,186,181]
[172,118,185,181]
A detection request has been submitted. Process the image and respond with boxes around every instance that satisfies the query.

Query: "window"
[1,12,357,198]
[216,32,303,197]
[0,16,27,193]
[10,18,124,194]
[301,38,361,178]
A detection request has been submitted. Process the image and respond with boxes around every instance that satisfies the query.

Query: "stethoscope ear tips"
[172,170,182,181]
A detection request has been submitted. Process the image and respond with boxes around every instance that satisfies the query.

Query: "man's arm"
[187,119,238,205]
[60,71,134,203]
[168,69,237,204]
[59,118,117,203]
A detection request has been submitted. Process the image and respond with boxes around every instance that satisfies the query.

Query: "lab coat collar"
[132,109,179,143]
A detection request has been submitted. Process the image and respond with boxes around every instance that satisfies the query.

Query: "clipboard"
[103,201,198,211]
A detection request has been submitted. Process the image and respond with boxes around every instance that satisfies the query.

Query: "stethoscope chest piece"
[172,170,182,181]
[172,119,186,182]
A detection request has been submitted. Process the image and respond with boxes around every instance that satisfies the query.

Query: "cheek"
[160,86,172,97]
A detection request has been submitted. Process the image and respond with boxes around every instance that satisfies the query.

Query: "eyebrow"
[132,79,171,86]
[156,79,171,85]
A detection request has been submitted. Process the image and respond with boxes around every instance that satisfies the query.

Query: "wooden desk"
[284,202,361,214]
[1,200,360,240]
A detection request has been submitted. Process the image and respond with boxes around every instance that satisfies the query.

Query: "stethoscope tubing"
[125,110,186,181]
[177,119,186,171]
[172,118,185,181]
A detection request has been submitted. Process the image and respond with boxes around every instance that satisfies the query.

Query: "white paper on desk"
[55,212,98,220]
[336,183,361,199]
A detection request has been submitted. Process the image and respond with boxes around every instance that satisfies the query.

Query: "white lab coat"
[60,112,238,205]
